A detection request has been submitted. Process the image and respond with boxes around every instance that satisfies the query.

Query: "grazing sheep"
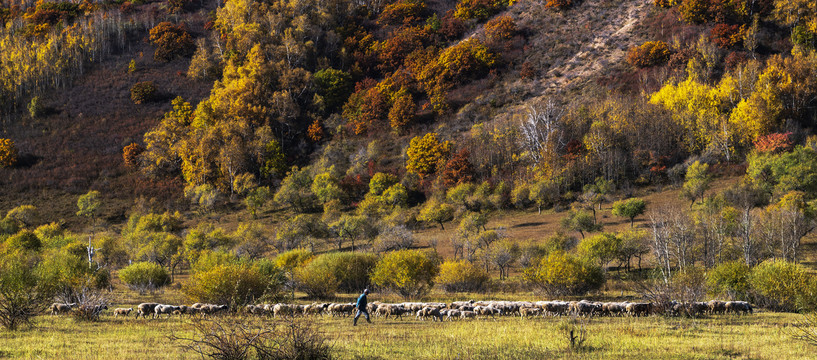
[519,307,543,318]
[114,308,133,318]
[707,300,726,315]
[50,303,77,315]
[330,303,356,317]
[460,311,478,320]
[155,304,180,318]
[380,305,410,320]
[626,303,652,317]
[444,309,461,321]
[571,301,601,317]
[416,307,444,322]
[725,301,753,314]
[542,301,569,317]
[136,303,159,319]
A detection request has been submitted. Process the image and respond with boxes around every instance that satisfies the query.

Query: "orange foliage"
[709,23,745,48]
[545,0,572,9]
[388,88,415,131]
[123,143,144,168]
[626,41,671,68]
[149,22,195,62]
[378,26,429,71]
[440,148,474,187]
[754,132,793,154]
[307,119,324,142]
[440,10,466,39]
[343,82,388,135]
[484,15,517,44]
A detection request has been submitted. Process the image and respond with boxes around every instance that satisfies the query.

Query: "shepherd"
[353,288,371,326]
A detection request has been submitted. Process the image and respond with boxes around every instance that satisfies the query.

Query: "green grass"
[0,312,812,359]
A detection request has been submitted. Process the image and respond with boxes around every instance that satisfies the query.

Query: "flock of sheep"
[46,299,753,322]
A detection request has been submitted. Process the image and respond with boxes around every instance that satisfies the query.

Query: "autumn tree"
[626,41,671,68]
[440,148,474,187]
[682,161,712,207]
[148,22,195,62]
[307,120,324,142]
[0,138,18,168]
[388,87,415,131]
[612,198,647,227]
[454,0,506,20]
[343,83,388,135]
[405,132,452,177]
[77,190,102,232]
[130,82,157,104]
[484,15,517,48]
[378,0,427,26]
[123,143,143,168]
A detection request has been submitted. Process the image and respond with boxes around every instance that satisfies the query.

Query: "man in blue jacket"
[353,288,371,326]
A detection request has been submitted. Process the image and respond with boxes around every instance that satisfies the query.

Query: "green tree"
[0,255,57,330]
[371,249,440,299]
[417,199,455,229]
[682,161,712,207]
[577,233,621,271]
[244,186,271,219]
[612,198,647,227]
[314,68,353,111]
[560,209,602,239]
[273,167,316,213]
[330,215,374,251]
[76,190,102,232]
[311,170,343,206]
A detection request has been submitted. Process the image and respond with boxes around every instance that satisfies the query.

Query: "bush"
[118,262,171,292]
[545,0,572,9]
[0,255,56,330]
[130,81,157,104]
[435,260,490,292]
[626,41,671,68]
[148,22,195,62]
[371,249,439,298]
[709,23,744,48]
[750,260,817,312]
[301,252,378,294]
[6,230,42,252]
[0,138,18,168]
[296,258,339,298]
[524,251,604,296]
[123,143,144,168]
[707,261,751,300]
[184,263,282,306]
[453,0,505,20]
[484,15,517,43]
[373,225,415,253]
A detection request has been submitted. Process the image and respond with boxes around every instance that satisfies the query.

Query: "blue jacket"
[356,293,368,311]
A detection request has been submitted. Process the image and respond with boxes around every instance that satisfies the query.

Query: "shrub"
[707,261,751,300]
[148,22,195,62]
[378,0,426,26]
[306,252,377,293]
[626,41,671,68]
[0,138,18,168]
[750,260,817,312]
[453,0,506,20]
[678,0,709,24]
[6,230,42,252]
[435,260,490,292]
[0,255,56,330]
[709,23,745,48]
[296,257,339,298]
[118,261,171,292]
[123,143,144,168]
[130,81,157,104]
[484,15,517,43]
[524,251,604,296]
[184,263,281,306]
[371,249,439,298]
[545,0,572,9]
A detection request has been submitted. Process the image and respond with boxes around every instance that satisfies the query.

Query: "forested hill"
[0,0,815,233]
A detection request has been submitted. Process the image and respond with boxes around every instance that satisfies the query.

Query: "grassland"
[0,310,812,359]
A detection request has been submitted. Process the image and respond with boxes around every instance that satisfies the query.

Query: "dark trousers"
[354,309,370,325]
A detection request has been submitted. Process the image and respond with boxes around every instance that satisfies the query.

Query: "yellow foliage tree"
[406,132,452,176]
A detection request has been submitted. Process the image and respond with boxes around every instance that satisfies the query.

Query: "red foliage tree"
[123,143,144,168]
[378,0,426,26]
[440,10,466,39]
[378,26,429,71]
[709,23,745,48]
[754,132,793,154]
[343,82,388,135]
[440,148,474,187]
[484,15,518,46]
